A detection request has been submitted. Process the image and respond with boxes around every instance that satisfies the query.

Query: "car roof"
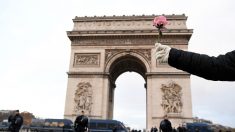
[44,119,73,125]
[89,119,121,124]
[186,123,209,126]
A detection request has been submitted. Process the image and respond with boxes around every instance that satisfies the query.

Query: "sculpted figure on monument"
[74,82,93,114]
[161,81,183,113]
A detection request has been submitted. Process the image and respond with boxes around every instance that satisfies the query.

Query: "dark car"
[186,122,213,132]
[30,118,73,132]
[0,121,10,131]
[88,119,128,132]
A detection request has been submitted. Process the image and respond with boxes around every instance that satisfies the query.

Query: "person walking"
[154,43,235,81]
[159,115,172,132]
[8,110,23,132]
[74,110,88,132]
[153,126,158,132]
[151,126,158,132]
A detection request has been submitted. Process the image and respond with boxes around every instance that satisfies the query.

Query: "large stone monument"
[64,14,193,129]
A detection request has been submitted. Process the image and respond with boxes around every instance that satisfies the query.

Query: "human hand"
[154,43,171,63]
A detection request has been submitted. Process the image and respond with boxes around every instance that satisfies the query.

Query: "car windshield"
[119,122,127,129]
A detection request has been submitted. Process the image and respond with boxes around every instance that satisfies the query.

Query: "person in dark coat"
[181,125,187,132]
[172,127,177,132]
[177,124,186,132]
[74,110,88,132]
[154,43,235,81]
[153,126,158,132]
[8,113,14,131]
[8,110,24,132]
[159,115,172,132]
[151,126,158,132]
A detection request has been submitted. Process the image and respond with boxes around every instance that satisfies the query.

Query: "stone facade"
[64,14,193,129]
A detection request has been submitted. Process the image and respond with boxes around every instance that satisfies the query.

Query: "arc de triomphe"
[64,14,193,128]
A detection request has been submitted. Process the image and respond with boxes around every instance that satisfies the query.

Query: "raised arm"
[168,48,235,81]
[154,43,235,81]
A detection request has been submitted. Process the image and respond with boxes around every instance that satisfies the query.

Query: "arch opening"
[114,72,146,130]
[107,55,148,129]
[109,55,147,84]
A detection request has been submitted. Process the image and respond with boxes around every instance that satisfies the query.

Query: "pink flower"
[153,16,168,27]
[153,16,168,42]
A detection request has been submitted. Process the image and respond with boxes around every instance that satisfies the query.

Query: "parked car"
[186,122,213,132]
[0,120,10,131]
[88,119,128,132]
[30,118,73,132]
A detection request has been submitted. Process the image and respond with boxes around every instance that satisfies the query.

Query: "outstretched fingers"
[155,50,165,60]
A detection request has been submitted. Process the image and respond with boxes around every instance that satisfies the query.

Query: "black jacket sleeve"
[168,48,235,81]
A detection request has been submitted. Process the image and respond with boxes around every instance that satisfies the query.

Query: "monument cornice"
[67,29,193,36]
[67,71,190,76]
[67,71,109,78]
[67,29,193,41]
[70,36,191,46]
[67,71,109,75]
[73,14,188,22]
[146,72,190,76]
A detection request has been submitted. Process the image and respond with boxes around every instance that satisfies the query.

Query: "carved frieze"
[74,53,100,66]
[72,37,189,45]
[74,21,153,30]
[161,80,183,114]
[105,49,124,61]
[105,49,151,64]
[134,49,151,62]
[73,20,187,31]
[74,82,93,114]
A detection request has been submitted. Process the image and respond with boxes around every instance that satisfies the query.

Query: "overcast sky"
[1,0,235,130]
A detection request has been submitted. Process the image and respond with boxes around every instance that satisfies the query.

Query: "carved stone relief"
[105,49,124,61]
[74,82,93,114]
[105,49,151,64]
[74,53,99,66]
[73,20,187,31]
[161,80,183,113]
[134,49,151,62]
[72,37,188,45]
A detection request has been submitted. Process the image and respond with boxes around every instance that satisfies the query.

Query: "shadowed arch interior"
[109,55,147,83]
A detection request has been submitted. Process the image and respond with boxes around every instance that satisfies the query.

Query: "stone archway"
[105,52,149,120]
[105,50,151,80]
[64,14,193,129]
